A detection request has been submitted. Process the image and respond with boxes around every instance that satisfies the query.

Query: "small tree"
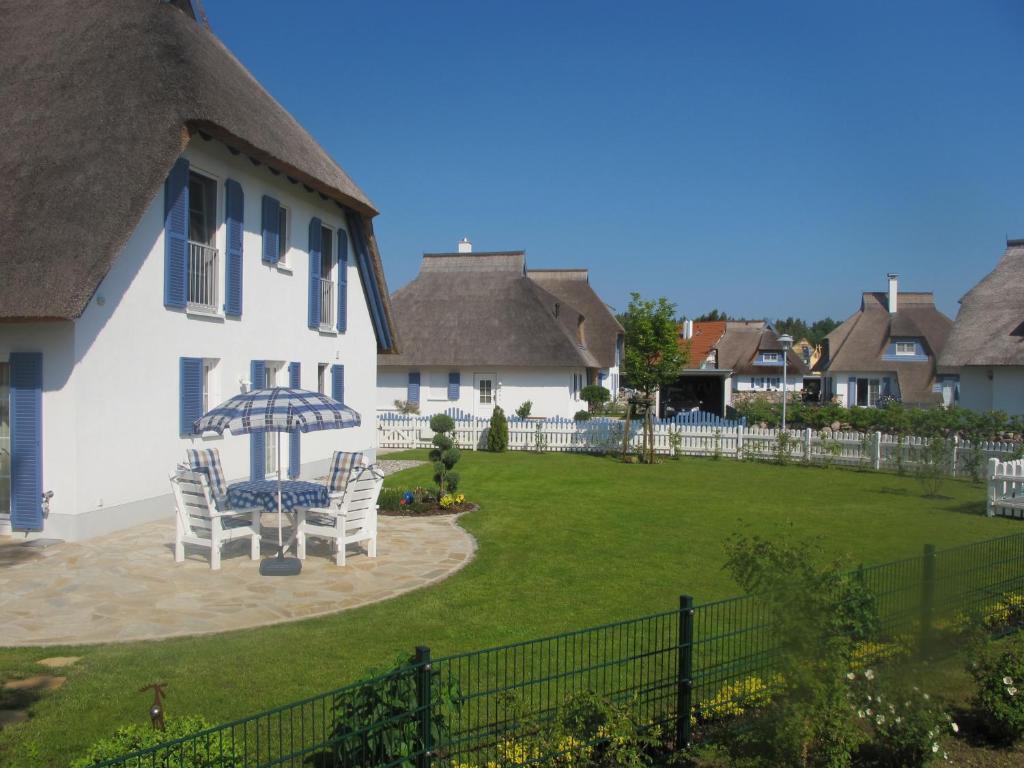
[487,405,509,452]
[515,401,533,419]
[580,384,611,414]
[620,293,687,463]
[428,414,461,495]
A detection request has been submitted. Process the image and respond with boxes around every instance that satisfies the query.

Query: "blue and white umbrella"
[193,387,361,573]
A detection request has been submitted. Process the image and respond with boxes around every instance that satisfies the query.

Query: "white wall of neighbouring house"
[1,138,381,541]
[733,375,803,393]
[959,366,1024,416]
[378,366,588,419]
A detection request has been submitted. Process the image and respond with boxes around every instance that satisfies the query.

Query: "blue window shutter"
[337,229,348,333]
[331,364,345,404]
[308,218,322,329]
[224,179,244,317]
[288,362,301,479]
[9,353,43,532]
[179,357,204,436]
[261,195,280,264]
[163,158,189,308]
[448,371,460,400]
[250,360,266,480]
[408,371,420,404]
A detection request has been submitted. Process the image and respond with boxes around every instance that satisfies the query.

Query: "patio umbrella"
[193,387,361,576]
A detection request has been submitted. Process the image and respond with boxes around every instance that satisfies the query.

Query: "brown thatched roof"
[714,321,809,376]
[820,291,952,405]
[526,269,624,368]
[940,242,1024,367]
[0,0,394,329]
[379,253,601,369]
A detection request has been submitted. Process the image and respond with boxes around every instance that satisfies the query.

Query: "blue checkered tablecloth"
[226,480,329,514]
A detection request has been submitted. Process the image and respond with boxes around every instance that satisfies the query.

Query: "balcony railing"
[188,241,219,312]
[319,278,335,329]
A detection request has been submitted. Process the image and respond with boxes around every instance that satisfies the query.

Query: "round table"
[226,480,330,554]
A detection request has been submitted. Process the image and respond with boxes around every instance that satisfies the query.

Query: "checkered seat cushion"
[327,451,368,496]
[185,447,229,501]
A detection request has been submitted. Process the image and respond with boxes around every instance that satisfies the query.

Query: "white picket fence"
[376,412,1019,477]
[988,457,1024,518]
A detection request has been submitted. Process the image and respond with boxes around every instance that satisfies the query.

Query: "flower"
[865,669,875,680]
[846,672,856,680]
[1009,687,1018,697]
[876,714,885,725]
[857,710,865,719]
[931,743,939,753]
[951,722,959,733]
[1004,676,1014,686]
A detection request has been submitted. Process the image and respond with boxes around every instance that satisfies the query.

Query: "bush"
[574,410,591,421]
[487,405,509,451]
[969,635,1024,743]
[429,415,460,495]
[71,715,241,768]
[849,669,955,766]
[393,399,420,415]
[580,385,611,413]
[516,401,533,419]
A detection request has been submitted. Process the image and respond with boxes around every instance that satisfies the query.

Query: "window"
[277,205,289,265]
[188,172,217,246]
[856,378,880,407]
[571,372,584,400]
[0,363,9,516]
[264,363,283,475]
[479,380,493,404]
[318,225,335,329]
[202,359,218,414]
[768,377,781,389]
[895,341,916,356]
[186,171,218,310]
[761,351,780,363]
[320,225,334,280]
[318,363,329,395]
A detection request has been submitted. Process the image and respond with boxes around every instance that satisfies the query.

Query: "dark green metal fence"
[92,531,1024,768]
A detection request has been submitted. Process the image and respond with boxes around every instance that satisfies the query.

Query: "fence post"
[414,645,433,768]
[952,435,959,477]
[676,595,695,750]
[920,545,936,656]
[736,425,744,460]
[874,431,882,470]
[804,428,812,464]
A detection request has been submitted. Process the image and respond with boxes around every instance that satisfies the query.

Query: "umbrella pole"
[277,430,283,554]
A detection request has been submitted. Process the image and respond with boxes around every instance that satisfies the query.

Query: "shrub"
[378,487,403,511]
[574,410,591,421]
[969,635,1024,743]
[849,669,955,766]
[580,384,611,413]
[429,414,461,495]
[487,405,509,451]
[516,401,533,419]
[393,399,420,415]
[913,437,952,497]
[71,715,241,768]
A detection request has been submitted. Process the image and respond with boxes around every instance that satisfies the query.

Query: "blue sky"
[207,1,1023,322]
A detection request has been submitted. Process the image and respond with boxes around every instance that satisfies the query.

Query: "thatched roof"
[0,0,394,332]
[526,269,624,368]
[714,321,809,376]
[940,242,1024,367]
[379,253,602,369]
[820,291,952,405]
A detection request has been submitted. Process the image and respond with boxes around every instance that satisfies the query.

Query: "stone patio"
[0,513,475,646]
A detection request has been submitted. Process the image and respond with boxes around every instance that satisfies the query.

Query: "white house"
[940,240,1024,414]
[0,0,397,540]
[819,275,953,408]
[377,244,624,419]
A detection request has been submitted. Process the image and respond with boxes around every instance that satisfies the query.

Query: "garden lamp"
[778,334,793,431]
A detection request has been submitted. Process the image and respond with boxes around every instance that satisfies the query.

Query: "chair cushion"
[186,448,229,500]
[327,451,367,494]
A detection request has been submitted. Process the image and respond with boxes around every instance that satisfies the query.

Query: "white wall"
[959,366,1024,416]
[1,137,381,540]
[378,365,588,419]
[733,374,802,393]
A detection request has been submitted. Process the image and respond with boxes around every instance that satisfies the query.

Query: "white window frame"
[895,341,916,356]
[0,362,9,517]
[761,351,781,363]
[317,363,329,395]
[263,362,284,477]
[276,204,291,270]
[479,379,493,405]
[202,359,219,415]
[184,166,224,317]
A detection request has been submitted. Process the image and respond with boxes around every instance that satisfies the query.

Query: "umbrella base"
[259,551,302,577]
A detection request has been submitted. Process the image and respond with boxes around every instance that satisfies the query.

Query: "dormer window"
[895,341,916,356]
[761,351,781,363]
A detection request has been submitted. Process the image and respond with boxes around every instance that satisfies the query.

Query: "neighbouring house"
[818,275,953,408]
[377,242,624,419]
[939,240,1024,415]
[660,320,808,417]
[0,0,397,540]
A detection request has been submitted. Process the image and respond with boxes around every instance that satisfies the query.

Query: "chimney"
[458,237,472,254]
[682,319,694,339]
[887,273,898,314]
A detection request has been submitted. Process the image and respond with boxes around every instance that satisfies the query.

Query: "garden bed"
[380,502,479,517]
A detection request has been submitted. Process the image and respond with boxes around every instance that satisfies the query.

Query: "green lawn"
[0,451,1015,766]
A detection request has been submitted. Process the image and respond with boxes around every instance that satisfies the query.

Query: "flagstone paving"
[0,513,475,646]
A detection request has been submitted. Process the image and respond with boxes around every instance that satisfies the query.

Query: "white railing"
[319,278,335,329]
[988,457,1024,518]
[377,412,1020,479]
[188,241,219,311]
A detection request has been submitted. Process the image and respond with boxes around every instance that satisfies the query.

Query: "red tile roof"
[680,321,728,366]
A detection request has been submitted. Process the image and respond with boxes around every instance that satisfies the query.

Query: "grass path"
[0,452,1012,765]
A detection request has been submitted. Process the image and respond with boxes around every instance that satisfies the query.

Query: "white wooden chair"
[297,464,384,565]
[170,469,261,570]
